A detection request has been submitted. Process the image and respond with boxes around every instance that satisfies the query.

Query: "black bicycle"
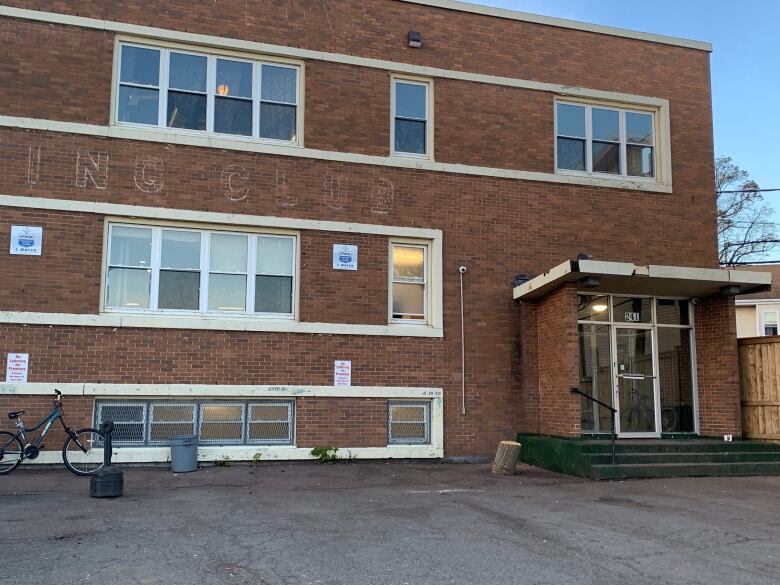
[0,390,105,476]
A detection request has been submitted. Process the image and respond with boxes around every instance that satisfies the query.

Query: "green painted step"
[578,440,780,454]
[591,461,780,480]
[587,451,780,465]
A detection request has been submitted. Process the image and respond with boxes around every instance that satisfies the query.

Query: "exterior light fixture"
[408,31,422,48]
[217,84,230,96]
[592,303,608,313]
[579,276,600,288]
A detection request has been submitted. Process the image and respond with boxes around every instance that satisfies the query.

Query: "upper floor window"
[762,310,779,336]
[556,101,655,179]
[117,43,300,143]
[105,223,296,317]
[392,78,431,158]
[390,242,428,322]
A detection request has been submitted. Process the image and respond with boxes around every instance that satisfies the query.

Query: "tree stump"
[492,440,522,475]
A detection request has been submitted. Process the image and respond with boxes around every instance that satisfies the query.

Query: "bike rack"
[570,387,618,466]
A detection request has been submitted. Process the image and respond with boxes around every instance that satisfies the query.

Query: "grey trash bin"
[170,435,199,472]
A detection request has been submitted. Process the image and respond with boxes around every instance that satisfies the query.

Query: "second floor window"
[556,101,655,179]
[392,79,430,157]
[390,243,427,322]
[117,43,299,143]
[105,224,296,317]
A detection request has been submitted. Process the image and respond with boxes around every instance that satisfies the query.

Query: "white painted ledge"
[28,445,443,465]
[0,311,444,337]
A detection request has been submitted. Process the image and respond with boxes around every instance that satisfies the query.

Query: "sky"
[469,0,780,197]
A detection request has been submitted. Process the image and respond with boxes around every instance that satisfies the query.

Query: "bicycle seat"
[7,410,24,419]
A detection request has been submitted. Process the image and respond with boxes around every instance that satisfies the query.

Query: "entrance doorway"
[578,294,697,437]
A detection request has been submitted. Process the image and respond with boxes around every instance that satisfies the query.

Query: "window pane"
[214,97,252,136]
[107,267,150,309]
[627,145,654,178]
[261,65,297,103]
[167,91,206,130]
[395,82,427,119]
[158,271,200,310]
[764,312,778,326]
[613,297,652,323]
[216,59,253,98]
[118,86,159,125]
[110,226,152,267]
[579,324,613,432]
[592,108,620,142]
[120,46,160,86]
[259,103,296,140]
[208,274,247,311]
[255,275,293,313]
[209,233,247,273]
[656,299,690,326]
[766,325,778,336]
[394,119,426,154]
[393,246,425,279]
[592,141,620,174]
[657,328,695,432]
[557,137,586,171]
[556,103,585,138]
[626,112,654,145]
[168,52,207,92]
[256,237,294,275]
[201,404,243,422]
[161,230,200,270]
[578,295,609,322]
[392,282,425,318]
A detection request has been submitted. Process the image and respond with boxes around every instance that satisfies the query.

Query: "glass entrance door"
[614,327,659,437]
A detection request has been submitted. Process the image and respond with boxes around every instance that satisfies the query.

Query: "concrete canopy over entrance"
[513,259,772,301]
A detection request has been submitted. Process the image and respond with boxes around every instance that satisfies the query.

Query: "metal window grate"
[94,399,295,447]
[247,401,294,444]
[388,401,430,445]
[199,402,245,444]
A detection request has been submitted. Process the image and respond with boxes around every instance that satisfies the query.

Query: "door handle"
[618,374,655,380]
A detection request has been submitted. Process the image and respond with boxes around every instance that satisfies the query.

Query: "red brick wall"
[695,296,742,437]
[518,283,581,437]
[297,397,387,448]
[0,1,723,456]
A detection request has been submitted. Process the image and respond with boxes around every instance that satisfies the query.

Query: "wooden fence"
[738,337,780,442]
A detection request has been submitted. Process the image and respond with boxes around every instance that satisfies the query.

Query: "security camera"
[458,266,468,274]
[691,297,700,305]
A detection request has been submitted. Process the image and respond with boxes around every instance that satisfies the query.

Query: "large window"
[95,400,295,446]
[105,223,296,317]
[117,43,300,143]
[556,101,655,179]
[392,78,431,157]
[390,243,428,322]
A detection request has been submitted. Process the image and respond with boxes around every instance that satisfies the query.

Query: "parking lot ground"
[1,462,779,585]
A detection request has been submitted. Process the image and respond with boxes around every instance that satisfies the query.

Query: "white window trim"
[388,239,430,325]
[112,38,303,148]
[555,97,671,187]
[761,309,779,336]
[103,221,298,320]
[390,75,434,160]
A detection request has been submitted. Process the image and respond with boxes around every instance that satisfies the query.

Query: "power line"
[719,188,780,194]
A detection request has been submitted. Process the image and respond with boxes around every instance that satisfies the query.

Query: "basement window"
[94,400,295,446]
[388,401,431,445]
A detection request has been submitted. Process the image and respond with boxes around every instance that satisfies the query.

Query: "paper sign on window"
[10,226,43,255]
[332,244,358,270]
[6,353,29,383]
[334,360,352,387]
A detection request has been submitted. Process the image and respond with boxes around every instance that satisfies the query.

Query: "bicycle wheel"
[0,431,24,475]
[62,428,105,476]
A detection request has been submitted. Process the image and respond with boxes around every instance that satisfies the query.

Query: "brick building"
[0,0,771,466]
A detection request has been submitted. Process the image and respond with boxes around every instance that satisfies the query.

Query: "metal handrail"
[571,387,617,466]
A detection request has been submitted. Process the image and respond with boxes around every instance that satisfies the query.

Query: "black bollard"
[90,421,124,498]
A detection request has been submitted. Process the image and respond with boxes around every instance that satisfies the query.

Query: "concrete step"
[579,440,780,455]
[591,461,780,480]
[588,451,780,466]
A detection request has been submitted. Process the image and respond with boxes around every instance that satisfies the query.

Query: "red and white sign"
[334,360,352,387]
[6,353,29,383]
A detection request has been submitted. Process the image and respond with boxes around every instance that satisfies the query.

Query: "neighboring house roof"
[734,265,780,301]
